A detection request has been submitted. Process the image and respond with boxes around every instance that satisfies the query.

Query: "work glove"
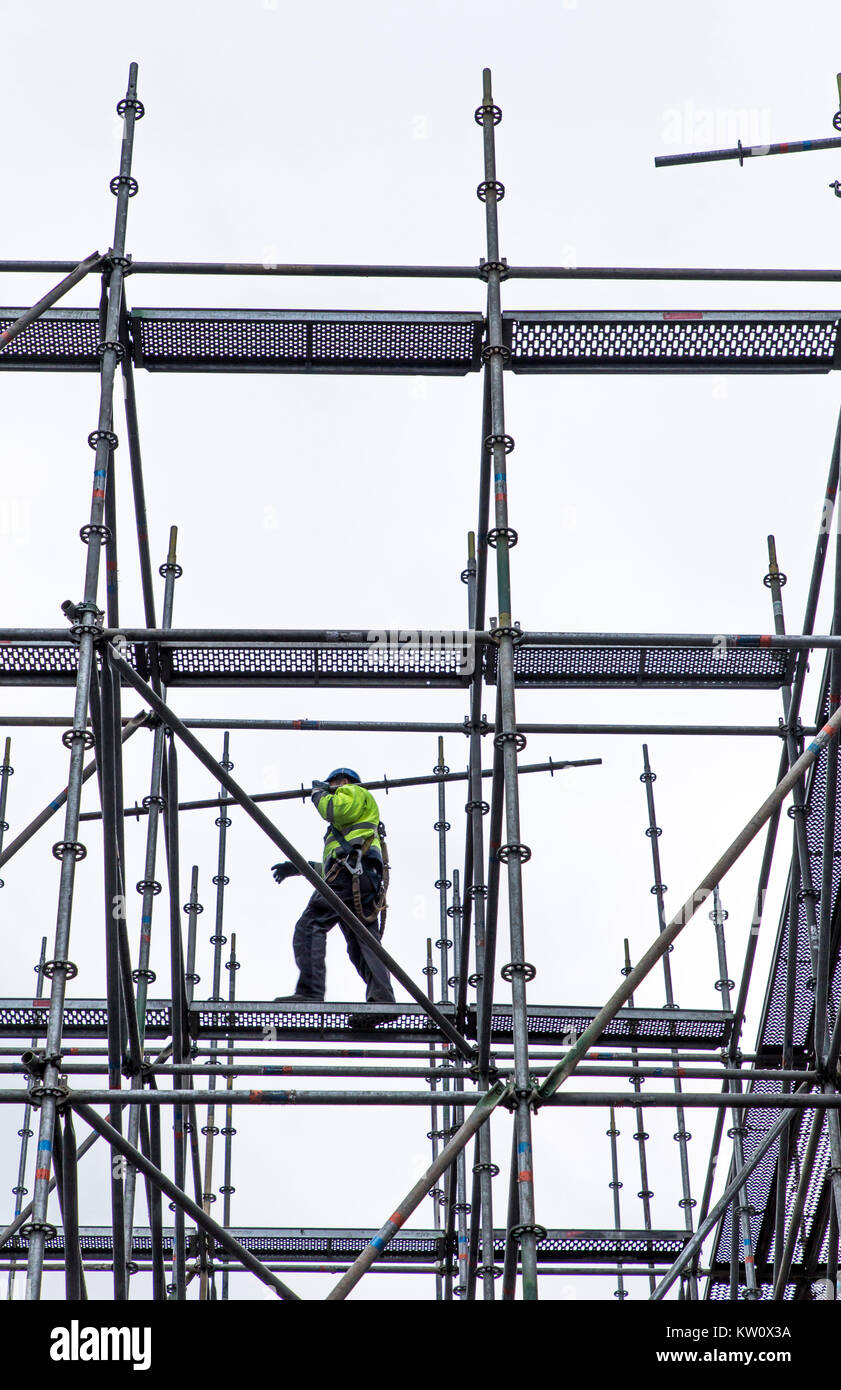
[310,780,331,806]
[271,862,301,885]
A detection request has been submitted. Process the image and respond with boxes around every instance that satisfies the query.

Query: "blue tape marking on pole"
[38,1140,52,1151]
[371,1236,385,1251]
[93,470,107,478]
[808,740,822,755]
[141,915,151,923]
[50,799,64,810]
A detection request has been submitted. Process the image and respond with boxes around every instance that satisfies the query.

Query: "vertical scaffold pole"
[7,936,46,1301]
[476,66,539,1301]
[423,938,444,1301]
[640,746,697,1297]
[606,1105,626,1301]
[24,61,142,1302]
[711,885,757,1299]
[622,939,656,1294]
[124,527,180,1256]
[201,734,234,1299]
[434,738,451,1001]
[219,932,239,1301]
[463,527,496,1300]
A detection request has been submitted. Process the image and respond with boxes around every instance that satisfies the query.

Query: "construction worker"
[272,768,395,1005]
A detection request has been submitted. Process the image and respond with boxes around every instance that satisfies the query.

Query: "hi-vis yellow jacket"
[313,783,383,872]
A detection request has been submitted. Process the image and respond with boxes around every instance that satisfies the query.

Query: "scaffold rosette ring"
[488,625,525,647]
[510,1223,548,1242]
[212,873,230,886]
[131,967,156,984]
[20,1221,58,1242]
[481,342,511,363]
[182,899,204,915]
[473,1161,500,1177]
[52,840,87,862]
[61,728,96,750]
[483,433,515,454]
[500,960,536,982]
[467,971,483,988]
[478,258,509,279]
[422,962,438,977]
[88,429,119,451]
[493,733,528,757]
[466,884,488,899]
[225,958,241,972]
[434,877,452,890]
[79,523,113,548]
[476,1264,503,1279]
[116,96,145,119]
[109,174,139,197]
[435,937,452,950]
[158,560,184,578]
[474,102,502,125]
[42,960,78,980]
[496,841,532,864]
[433,820,451,833]
[96,339,125,361]
[28,1081,70,1107]
[136,878,162,895]
[763,569,787,587]
[487,527,519,550]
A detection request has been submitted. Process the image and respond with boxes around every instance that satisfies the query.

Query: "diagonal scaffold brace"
[104,642,475,1060]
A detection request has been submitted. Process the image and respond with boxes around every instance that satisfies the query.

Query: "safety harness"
[324,819,389,928]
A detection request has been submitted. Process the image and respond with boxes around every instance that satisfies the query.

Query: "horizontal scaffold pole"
[7,259,841,282]
[5,626,841,652]
[78,756,601,822]
[655,134,841,168]
[2,1087,838,1109]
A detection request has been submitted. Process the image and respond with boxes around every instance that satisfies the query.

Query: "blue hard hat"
[324,767,361,784]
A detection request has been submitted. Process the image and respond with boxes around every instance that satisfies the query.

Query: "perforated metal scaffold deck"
[0,999,733,1046]
[0,638,794,691]
[0,1226,693,1267]
[2,307,841,374]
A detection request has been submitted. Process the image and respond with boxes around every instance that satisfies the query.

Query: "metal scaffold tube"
[477,67,540,1303]
[24,62,142,1303]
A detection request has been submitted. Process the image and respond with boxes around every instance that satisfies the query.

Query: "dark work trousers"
[292,860,395,1003]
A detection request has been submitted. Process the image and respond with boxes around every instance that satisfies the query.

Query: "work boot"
[273,994,323,1003]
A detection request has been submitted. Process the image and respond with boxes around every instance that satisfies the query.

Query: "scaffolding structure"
[4,62,841,1302]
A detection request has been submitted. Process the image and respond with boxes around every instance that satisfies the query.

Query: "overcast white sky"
[3,0,841,1302]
